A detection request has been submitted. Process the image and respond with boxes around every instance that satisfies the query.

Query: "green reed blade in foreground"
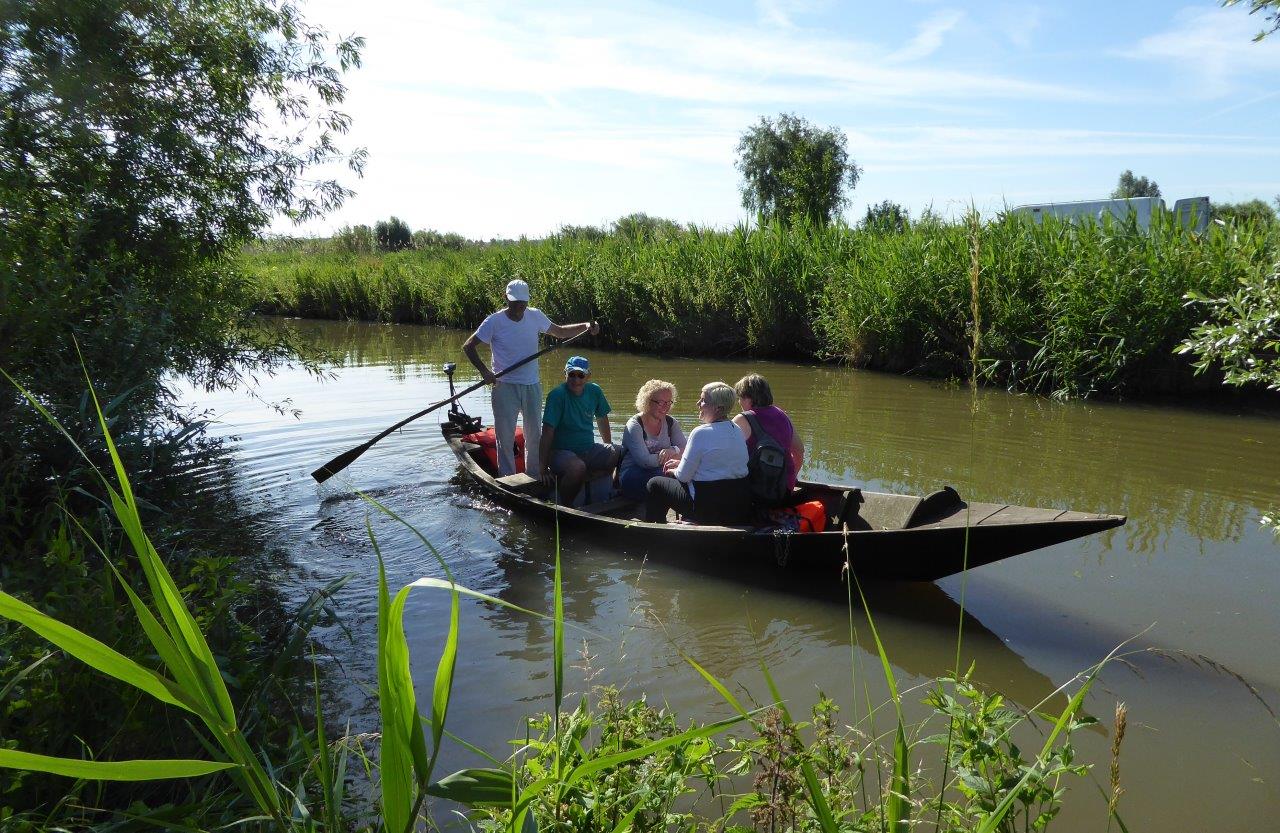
[374,535,421,833]
[851,568,910,833]
[5,369,286,820]
[0,749,236,782]
[430,587,460,776]
[0,591,191,713]
[428,767,517,807]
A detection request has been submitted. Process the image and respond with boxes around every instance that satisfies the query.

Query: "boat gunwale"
[446,432,1126,538]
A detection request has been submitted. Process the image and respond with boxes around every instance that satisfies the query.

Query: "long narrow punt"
[443,420,1125,583]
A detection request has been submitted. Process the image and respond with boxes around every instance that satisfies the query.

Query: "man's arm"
[546,320,600,340]
[596,415,612,445]
[462,333,496,383]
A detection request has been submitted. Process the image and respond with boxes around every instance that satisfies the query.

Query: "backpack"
[743,411,789,506]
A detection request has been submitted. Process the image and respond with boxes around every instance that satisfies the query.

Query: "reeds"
[243,214,1277,397]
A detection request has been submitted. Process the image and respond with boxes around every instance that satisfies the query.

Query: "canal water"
[181,318,1280,831]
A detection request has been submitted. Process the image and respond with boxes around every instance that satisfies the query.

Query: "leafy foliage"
[613,212,683,242]
[375,216,413,251]
[1110,170,1161,199]
[1178,261,1280,391]
[1224,0,1280,39]
[862,200,909,233]
[925,674,1090,833]
[736,113,862,227]
[1,0,363,524]
[413,228,470,250]
[0,0,361,817]
[1212,199,1276,225]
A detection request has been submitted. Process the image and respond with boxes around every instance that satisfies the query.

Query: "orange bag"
[461,427,525,473]
[794,499,827,533]
[766,499,826,533]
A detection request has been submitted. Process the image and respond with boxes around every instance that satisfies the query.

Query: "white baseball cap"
[505,279,530,302]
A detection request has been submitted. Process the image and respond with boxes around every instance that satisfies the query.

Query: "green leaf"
[676,647,747,717]
[407,577,566,626]
[553,515,564,717]
[0,591,190,713]
[428,584,460,782]
[975,667,1100,833]
[0,748,235,782]
[374,535,418,833]
[564,712,750,787]
[427,767,516,807]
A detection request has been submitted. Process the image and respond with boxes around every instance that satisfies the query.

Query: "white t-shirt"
[672,419,748,484]
[472,307,553,385]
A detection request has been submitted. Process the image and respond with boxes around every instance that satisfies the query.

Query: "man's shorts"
[548,443,621,475]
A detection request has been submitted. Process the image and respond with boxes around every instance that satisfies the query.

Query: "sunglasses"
[567,371,586,379]
[649,398,672,407]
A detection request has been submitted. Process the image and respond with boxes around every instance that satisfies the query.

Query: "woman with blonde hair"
[644,381,750,525]
[619,379,687,501]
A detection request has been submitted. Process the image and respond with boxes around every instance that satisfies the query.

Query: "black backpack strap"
[743,411,778,447]
[665,414,675,440]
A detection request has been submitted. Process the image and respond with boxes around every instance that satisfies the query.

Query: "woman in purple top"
[732,373,804,493]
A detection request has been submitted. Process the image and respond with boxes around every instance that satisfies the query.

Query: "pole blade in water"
[311,444,369,484]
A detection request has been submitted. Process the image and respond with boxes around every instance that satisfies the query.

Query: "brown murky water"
[181,319,1280,831]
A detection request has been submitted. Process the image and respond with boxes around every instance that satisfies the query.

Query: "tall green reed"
[243,215,1274,397]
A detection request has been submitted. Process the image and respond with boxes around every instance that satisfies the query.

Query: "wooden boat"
[442,414,1125,583]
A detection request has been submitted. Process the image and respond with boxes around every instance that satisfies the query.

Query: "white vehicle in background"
[1010,196,1210,233]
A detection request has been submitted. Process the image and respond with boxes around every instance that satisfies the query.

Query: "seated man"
[538,356,620,505]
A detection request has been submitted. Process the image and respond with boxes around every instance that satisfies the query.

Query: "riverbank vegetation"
[244,212,1279,399]
[1,0,362,823]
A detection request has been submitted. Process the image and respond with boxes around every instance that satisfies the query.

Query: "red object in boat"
[460,426,525,473]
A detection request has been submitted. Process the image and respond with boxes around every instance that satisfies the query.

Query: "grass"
[242,214,1279,399]
[0,365,1125,833]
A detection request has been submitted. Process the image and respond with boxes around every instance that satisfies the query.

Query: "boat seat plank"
[495,472,545,495]
[860,494,923,530]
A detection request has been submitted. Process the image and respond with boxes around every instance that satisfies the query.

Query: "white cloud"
[1125,5,1280,98]
[340,0,1097,106]
[993,5,1043,49]
[272,0,1280,238]
[889,9,965,63]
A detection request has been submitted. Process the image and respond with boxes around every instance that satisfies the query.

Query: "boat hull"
[443,422,1125,583]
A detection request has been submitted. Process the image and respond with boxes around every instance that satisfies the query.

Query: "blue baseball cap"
[565,356,590,374]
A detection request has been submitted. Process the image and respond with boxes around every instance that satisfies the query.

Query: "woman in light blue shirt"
[644,382,750,525]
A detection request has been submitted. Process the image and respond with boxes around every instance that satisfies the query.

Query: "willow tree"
[1,0,365,484]
[735,113,861,227]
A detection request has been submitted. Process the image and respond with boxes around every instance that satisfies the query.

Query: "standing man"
[463,278,599,476]
[538,356,620,505]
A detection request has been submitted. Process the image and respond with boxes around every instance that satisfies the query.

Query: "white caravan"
[1010,196,1210,233]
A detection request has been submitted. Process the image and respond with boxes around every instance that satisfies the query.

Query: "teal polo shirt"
[543,382,611,454]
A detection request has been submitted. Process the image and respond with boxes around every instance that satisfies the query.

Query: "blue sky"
[279,0,1280,239]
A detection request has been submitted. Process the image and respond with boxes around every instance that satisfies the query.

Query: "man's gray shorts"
[548,443,621,475]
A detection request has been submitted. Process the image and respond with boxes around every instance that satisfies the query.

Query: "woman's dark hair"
[734,373,773,407]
